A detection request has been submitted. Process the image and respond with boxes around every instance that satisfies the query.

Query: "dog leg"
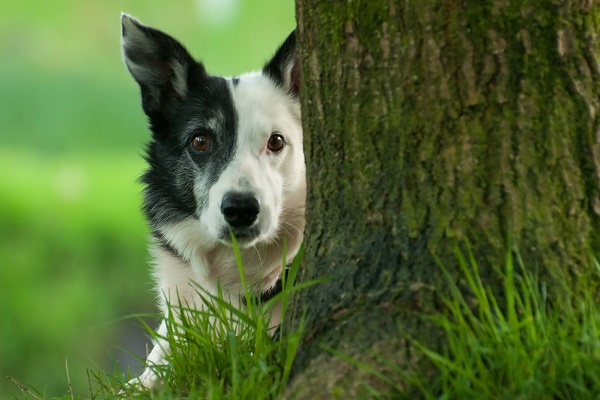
[127,320,169,390]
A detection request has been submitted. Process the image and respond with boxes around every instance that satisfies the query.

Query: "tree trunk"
[286,1,600,397]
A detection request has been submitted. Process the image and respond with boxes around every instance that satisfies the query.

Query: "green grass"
[412,247,600,399]
[89,242,313,400]
[7,240,312,400]
[11,236,600,399]
[329,246,600,399]
[107,246,599,399]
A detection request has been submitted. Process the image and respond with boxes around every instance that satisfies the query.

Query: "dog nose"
[221,193,260,228]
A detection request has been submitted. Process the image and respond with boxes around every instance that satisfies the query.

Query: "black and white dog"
[120,14,304,388]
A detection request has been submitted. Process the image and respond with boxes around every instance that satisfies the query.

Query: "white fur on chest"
[150,213,302,315]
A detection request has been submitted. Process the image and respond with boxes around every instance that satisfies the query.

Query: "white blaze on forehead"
[230,72,301,154]
[229,73,304,191]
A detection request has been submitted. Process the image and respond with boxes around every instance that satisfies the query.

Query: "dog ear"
[121,14,203,116]
[263,30,299,97]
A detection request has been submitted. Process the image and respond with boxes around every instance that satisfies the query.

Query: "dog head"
[121,15,304,252]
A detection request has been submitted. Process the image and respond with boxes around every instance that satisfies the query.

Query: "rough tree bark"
[285,1,600,398]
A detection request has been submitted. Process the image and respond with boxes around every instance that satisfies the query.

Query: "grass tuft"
[413,246,600,399]
[92,242,312,400]
[17,241,600,399]
[324,247,600,400]
[331,245,600,399]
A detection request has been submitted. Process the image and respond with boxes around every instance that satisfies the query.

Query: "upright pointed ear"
[121,14,202,116]
[263,30,299,97]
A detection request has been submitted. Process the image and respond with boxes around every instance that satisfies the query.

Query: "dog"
[120,14,304,388]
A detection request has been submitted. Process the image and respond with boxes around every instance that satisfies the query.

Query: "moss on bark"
[287,1,600,397]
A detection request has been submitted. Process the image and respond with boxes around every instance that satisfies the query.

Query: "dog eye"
[267,133,285,152]
[191,134,210,153]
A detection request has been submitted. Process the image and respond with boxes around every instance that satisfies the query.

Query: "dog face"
[121,15,303,251]
[200,75,303,247]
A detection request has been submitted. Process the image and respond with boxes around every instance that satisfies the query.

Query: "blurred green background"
[0,1,295,397]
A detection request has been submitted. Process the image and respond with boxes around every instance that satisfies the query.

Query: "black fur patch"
[141,74,238,227]
[123,17,239,227]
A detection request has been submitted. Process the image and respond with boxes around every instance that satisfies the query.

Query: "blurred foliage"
[0,0,294,397]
